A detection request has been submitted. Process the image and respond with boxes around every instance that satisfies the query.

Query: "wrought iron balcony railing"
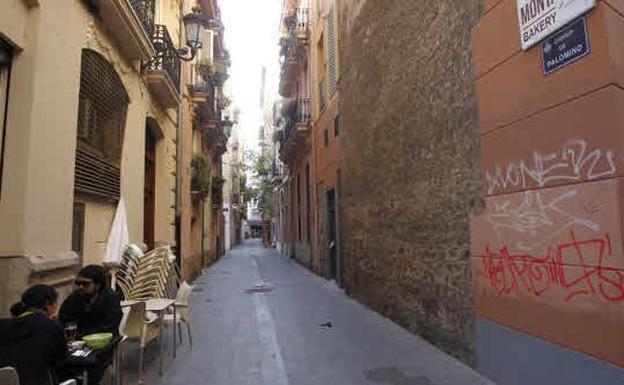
[146,24,181,93]
[295,96,310,124]
[129,0,155,38]
[281,96,311,144]
[296,8,310,33]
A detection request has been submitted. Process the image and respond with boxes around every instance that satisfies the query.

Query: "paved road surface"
[127,239,494,385]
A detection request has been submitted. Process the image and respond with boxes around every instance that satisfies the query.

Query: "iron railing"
[296,96,311,123]
[129,0,155,38]
[147,25,181,93]
[296,8,310,32]
[281,96,310,144]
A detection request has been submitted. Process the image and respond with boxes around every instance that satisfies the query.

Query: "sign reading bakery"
[517,0,596,50]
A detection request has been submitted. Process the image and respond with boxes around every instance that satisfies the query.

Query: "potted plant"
[191,155,212,198]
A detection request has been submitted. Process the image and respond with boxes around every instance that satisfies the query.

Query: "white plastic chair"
[163,281,195,347]
[119,302,161,382]
[0,367,19,385]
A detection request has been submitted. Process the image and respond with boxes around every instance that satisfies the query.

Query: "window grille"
[74,49,128,201]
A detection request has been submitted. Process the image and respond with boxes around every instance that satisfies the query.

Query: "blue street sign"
[541,16,590,76]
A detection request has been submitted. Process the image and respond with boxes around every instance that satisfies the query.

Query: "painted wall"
[0,0,180,312]
[471,0,624,382]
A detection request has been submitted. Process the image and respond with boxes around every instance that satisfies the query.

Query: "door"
[144,127,156,249]
[326,188,337,281]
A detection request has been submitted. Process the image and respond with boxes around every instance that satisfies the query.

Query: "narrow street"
[143,240,493,385]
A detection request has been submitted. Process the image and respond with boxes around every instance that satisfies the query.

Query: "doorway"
[326,187,338,281]
[144,126,156,250]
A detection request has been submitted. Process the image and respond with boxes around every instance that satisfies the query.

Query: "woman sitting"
[0,285,67,385]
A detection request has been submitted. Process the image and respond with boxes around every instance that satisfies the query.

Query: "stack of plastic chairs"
[116,244,176,300]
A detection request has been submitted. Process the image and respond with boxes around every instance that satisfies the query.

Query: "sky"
[220,0,282,152]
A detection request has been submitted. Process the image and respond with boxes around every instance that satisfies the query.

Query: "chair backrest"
[118,306,131,336]
[120,302,146,339]
[175,281,195,322]
[175,281,194,306]
[0,367,20,385]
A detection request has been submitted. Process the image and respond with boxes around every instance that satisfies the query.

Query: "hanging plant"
[211,176,226,205]
[191,155,212,198]
[272,130,284,143]
[196,58,215,80]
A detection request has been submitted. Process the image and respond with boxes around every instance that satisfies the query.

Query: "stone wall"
[337,0,482,364]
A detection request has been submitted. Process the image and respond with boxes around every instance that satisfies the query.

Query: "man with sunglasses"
[59,265,122,384]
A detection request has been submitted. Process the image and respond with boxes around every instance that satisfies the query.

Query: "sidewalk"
[118,239,495,385]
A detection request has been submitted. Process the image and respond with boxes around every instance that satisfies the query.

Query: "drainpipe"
[175,1,185,270]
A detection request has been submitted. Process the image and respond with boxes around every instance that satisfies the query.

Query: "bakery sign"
[517,0,595,50]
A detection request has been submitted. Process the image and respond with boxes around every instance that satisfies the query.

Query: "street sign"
[517,0,595,50]
[541,17,590,75]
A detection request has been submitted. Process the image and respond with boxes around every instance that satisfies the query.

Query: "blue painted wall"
[476,317,624,385]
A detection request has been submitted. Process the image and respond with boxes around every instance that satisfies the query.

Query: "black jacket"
[59,289,122,337]
[0,312,67,385]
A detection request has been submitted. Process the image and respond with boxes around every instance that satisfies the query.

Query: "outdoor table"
[120,298,177,372]
[65,335,122,385]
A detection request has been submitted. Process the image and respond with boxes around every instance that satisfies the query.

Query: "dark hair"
[77,265,107,291]
[10,284,58,317]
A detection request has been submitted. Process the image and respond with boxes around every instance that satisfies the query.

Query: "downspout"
[175,1,184,269]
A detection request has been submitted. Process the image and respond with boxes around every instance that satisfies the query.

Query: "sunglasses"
[74,280,94,287]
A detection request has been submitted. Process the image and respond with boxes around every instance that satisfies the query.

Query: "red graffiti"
[477,231,624,302]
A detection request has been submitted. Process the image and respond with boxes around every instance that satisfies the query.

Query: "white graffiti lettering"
[485,139,616,195]
[486,189,599,252]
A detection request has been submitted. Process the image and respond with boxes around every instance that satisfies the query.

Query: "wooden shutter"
[74,49,128,201]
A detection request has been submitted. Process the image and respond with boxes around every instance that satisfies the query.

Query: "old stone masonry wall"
[337,0,483,364]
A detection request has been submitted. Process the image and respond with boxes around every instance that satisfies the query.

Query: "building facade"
[334,0,624,384]
[274,0,341,278]
[0,0,231,312]
[184,0,231,279]
[471,1,624,384]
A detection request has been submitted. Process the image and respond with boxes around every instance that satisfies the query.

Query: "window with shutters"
[74,49,128,201]
[0,39,12,195]
[327,5,338,96]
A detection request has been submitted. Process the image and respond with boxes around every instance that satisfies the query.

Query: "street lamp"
[180,8,207,60]
[221,116,233,137]
[144,8,207,68]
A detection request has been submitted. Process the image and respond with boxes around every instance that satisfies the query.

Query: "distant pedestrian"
[0,284,67,385]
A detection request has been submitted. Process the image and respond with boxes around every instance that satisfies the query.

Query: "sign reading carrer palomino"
[517,0,595,50]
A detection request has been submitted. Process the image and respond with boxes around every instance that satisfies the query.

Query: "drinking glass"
[65,322,77,342]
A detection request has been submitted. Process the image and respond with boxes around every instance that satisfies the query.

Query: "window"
[74,49,129,201]
[297,172,302,241]
[306,164,311,242]
[0,40,12,194]
[334,115,340,137]
[324,127,329,146]
[72,202,85,264]
[319,78,326,112]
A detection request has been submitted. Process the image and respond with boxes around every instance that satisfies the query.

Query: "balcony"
[278,33,298,97]
[145,25,181,108]
[295,8,310,43]
[280,97,310,163]
[94,0,156,61]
